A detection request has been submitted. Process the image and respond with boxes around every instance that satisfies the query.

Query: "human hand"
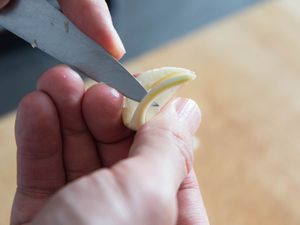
[11,65,209,225]
[0,0,125,59]
[0,0,8,9]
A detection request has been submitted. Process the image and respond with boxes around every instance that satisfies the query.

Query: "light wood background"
[1,0,300,224]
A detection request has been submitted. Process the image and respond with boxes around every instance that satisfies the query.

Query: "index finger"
[0,0,125,59]
[0,0,9,9]
[59,0,125,60]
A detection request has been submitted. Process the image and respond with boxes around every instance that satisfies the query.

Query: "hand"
[11,65,209,225]
[0,0,8,9]
[0,0,125,59]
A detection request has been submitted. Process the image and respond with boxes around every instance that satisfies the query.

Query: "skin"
[11,66,209,225]
[1,0,210,224]
[0,0,8,9]
[0,0,125,59]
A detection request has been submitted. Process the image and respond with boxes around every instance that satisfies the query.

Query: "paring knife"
[0,0,147,102]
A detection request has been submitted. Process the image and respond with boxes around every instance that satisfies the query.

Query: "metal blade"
[0,0,147,102]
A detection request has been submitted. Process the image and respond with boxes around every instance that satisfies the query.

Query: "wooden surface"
[1,0,300,224]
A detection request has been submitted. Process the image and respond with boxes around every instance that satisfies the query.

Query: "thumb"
[0,0,9,9]
[129,97,201,188]
[111,98,201,223]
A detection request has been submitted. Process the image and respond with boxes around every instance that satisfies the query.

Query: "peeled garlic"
[122,67,196,130]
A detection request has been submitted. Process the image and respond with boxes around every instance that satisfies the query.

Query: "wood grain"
[1,0,300,224]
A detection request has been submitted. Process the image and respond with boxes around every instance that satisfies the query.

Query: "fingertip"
[59,0,125,59]
[84,83,123,113]
[37,65,84,104]
[108,28,126,60]
[83,83,131,143]
[16,91,58,138]
[37,65,83,89]
[101,24,126,60]
[37,65,82,86]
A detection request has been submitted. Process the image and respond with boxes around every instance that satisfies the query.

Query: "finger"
[11,91,65,225]
[0,0,9,9]
[82,83,133,167]
[37,65,100,181]
[112,98,201,224]
[32,98,200,225]
[177,170,210,225]
[126,98,201,190]
[59,0,125,59]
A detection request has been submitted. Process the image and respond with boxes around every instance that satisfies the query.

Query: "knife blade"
[0,0,147,102]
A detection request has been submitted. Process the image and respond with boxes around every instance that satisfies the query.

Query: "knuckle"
[168,128,194,172]
[16,186,54,199]
[148,124,194,173]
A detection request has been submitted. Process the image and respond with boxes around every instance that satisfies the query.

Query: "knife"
[0,0,147,102]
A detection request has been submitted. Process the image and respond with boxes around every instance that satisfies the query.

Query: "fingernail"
[104,1,126,56]
[116,34,126,54]
[112,28,126,57]
[174,98,201,133]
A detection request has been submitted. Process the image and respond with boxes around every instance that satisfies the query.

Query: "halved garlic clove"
[122,67,196,130]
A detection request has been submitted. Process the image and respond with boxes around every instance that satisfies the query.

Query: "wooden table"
[1,0,300,224]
